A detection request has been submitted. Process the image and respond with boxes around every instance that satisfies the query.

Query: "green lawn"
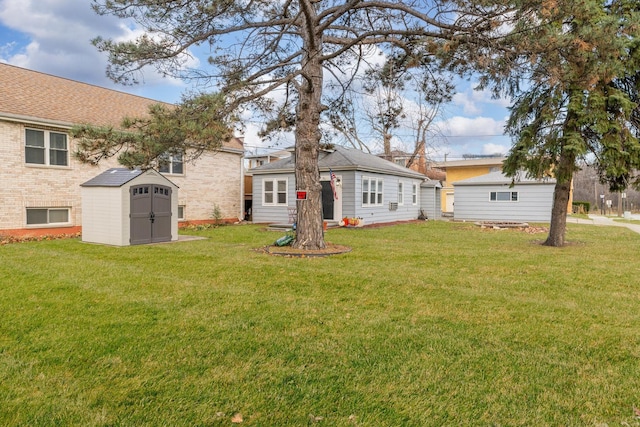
[1,221,640,426]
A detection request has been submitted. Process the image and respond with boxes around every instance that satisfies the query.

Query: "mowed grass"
[1,221,640,426]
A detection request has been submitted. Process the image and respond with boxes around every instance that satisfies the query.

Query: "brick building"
[0,63,244,236]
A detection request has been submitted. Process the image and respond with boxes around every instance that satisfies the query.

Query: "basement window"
[26,208,70,226]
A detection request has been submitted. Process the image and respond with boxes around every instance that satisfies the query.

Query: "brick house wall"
[0,63,244,235]
[0,119,244,233]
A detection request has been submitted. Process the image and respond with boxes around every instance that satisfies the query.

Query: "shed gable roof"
[81,168,178,188]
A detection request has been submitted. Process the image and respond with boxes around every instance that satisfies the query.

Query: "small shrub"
[572,201,591,213]
[212,204,223,224]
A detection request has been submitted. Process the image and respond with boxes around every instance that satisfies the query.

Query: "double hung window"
[25,129,68,166]
[159,152,184,174]
[362,177,383,206]
[263,178,288,205]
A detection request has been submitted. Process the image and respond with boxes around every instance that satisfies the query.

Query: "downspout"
[239,155,245,221]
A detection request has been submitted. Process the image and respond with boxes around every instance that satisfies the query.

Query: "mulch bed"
[257,243,352,257]
[0,232,82,245]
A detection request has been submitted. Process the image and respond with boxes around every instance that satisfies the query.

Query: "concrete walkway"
[565,214,640,235]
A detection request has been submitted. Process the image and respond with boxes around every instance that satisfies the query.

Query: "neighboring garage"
[453,171,555,222]
[81,168,179,246]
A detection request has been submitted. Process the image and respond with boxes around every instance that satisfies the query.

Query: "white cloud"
[481,142,510,156]
[0,0,188,102]
[440,116,505,138]
[452,84,511,116]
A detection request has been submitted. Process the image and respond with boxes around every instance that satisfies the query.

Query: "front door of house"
[321,181,335,220]
[130,184,172,245]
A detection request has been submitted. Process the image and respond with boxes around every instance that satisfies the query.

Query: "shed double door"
[130,184,172,245]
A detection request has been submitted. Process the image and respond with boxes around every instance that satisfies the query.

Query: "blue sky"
[0,0,513,161]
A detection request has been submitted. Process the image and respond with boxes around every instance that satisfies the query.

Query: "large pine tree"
[487,0,640,246]
[89,0,514,250]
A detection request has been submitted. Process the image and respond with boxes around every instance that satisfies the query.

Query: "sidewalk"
[566,214,640,235]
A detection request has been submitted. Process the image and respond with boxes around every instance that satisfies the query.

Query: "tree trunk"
[544,152,575,247]
[383,132,392,158]
[544,88,582,247]
[544,178,572,247]
[292,2,325,250]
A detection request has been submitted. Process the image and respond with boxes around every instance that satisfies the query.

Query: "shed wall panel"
[81,187,125,245]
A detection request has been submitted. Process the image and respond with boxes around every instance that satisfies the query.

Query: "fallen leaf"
[309,414,324,422]
[231,413,243,423]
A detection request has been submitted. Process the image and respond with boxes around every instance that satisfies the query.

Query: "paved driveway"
[566,214,640,235]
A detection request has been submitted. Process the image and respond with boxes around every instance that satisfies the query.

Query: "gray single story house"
[251,146,441,226]
[453,171,555,222]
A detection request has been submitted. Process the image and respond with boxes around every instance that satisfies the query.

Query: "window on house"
[263,178,288,205]
[178,205,185,220]
[398,182,404,205]
[26,208,70,226]
[25,129,68,166]
[490,191,518,202]
[412,184,418,205]
[159,152,184,174]
[362,177,383,206]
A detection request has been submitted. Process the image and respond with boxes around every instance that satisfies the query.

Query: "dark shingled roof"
[251,146,426,179]
[81,168,144,187]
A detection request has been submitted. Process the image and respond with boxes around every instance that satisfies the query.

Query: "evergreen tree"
[486,0,640,246]
[89,0,514,250]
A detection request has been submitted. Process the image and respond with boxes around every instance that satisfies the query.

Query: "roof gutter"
[0,113,245,154]
[0,112,74,129]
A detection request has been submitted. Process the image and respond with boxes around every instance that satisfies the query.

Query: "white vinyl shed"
[81,168,179,246]
[453,171,555,223]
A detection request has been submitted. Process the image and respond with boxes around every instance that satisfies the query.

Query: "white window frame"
[25,128,69,167]
[398,182,404,205]
[26,207,71,227]
[362,177,383,207]
[263,178,288,206]
[178,205,185,221]
[159,152,184,175]
[412,183,418,205]
[490,191,519,202]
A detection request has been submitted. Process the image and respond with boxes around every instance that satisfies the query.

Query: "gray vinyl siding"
[453,183,554,222]
[353,171,421,224]
[336,171,357,219]
[420,184,442,220]
[251,173,295,224]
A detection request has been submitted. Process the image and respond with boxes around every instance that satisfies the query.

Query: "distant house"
[376,148,427,175]
[244,149,292,220]
[251,145,441,225]
[452,171,555,222]
[433,157,506,214]
[0,63,244,236]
